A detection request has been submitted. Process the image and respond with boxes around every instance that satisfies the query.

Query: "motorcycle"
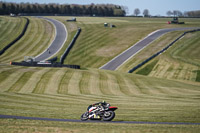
[81,105,118,121]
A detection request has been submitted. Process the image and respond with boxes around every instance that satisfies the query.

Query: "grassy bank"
[129,31,200,82]
[61,17,199,68]
[0,65,200,123]
[0,119,200,133]
[1,17,200,132]
[0,16,54,63]
[0,16,27,51]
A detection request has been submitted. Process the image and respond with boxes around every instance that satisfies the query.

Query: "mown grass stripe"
[106,72,125,95]
[58,70,74,94]
[45,69,66,94]
[67,71,82,95]
[19,68,50,94]
[0,67,20,85]
[32,69,57,94]
[9,17,40,61]
[0,71,24,92]
[0,19,18,44]
[133,78,151,95]
[79,71,91,94]
[7,71,34,93]
[16,18,46,57]
[0,17,38,62]
[123,76,142,95]
[0,19,33,62]
[29,19,54,56]
[0,18,12,47]
[114,74,134,96]
[87,70,102,95]
[98,71,110,95]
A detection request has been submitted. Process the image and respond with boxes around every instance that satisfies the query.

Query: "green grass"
[0,16,27,51]
[0,119,200,133]
[120,30,200,82]
[46,16,78,62]
[118,31,185,72]
[0,65,200,123]
[0,16,54,63]
[136,60,159,75]
[153,31,200,81]
[61,17,200,68]
[1,17,200,132]
[196,70,200,82]
[169,31,200,66]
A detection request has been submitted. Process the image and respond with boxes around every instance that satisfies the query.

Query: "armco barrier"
[60,28,81,64]
[128,28,200,73]
[0,17,29,55]
[11,61,80,69]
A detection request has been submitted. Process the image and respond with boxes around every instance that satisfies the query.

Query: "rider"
[89,101,110,110]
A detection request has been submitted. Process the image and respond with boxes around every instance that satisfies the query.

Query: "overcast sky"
[4,0,200,16]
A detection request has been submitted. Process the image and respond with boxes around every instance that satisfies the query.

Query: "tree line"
[0,2,126,16]
[167,10,200,17]
[185,10,200,17]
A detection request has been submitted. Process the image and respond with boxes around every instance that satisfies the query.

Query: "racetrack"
[34,17,67,61]
[1,114,200,125]
[100,27,200,71]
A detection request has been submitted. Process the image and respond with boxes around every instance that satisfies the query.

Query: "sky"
[3,0,200,16]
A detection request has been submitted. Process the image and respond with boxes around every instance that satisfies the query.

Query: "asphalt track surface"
[1,115,200,125]
[34,17,67,62]
[100,27,200,71]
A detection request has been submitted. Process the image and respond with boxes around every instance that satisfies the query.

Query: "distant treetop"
[0,2,126,16]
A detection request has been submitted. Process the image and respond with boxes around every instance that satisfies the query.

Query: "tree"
[0,2,125,16]
[121,6,128,15]
[166,10,173,16]
[173,10,183,17]
[143,9,150,17]
[134,8,140,16]
[185,10,200,17]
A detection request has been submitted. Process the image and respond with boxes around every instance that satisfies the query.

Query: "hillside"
[0,16,27,51]
[121,29,200,82]
[0,16,200,132]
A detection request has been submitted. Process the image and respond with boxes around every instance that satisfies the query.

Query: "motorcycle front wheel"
[81,112,89,121]
[103,111,115,121]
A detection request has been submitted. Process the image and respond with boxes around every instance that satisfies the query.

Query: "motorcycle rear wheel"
[103,111,115,121]
[81,112,88,121]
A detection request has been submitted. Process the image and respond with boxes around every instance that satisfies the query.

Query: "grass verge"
[0,119,200,133]
[136,60,158,75]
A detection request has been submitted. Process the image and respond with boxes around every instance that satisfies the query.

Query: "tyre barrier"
[0,17,29,56]
[10,61,80,69]
[47,56,58,63]
[60,28,81,64]
[128,28,200,73]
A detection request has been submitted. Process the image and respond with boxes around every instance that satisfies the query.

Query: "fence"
[0,17,29,55]
[128,28,200,73]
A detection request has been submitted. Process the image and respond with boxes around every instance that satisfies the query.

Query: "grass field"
[62,17,200,68]
[1,119,200,133]
[0,16,27,51]
[0,16,200,132]
[126,30,200,82]
[0,17,54,63]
